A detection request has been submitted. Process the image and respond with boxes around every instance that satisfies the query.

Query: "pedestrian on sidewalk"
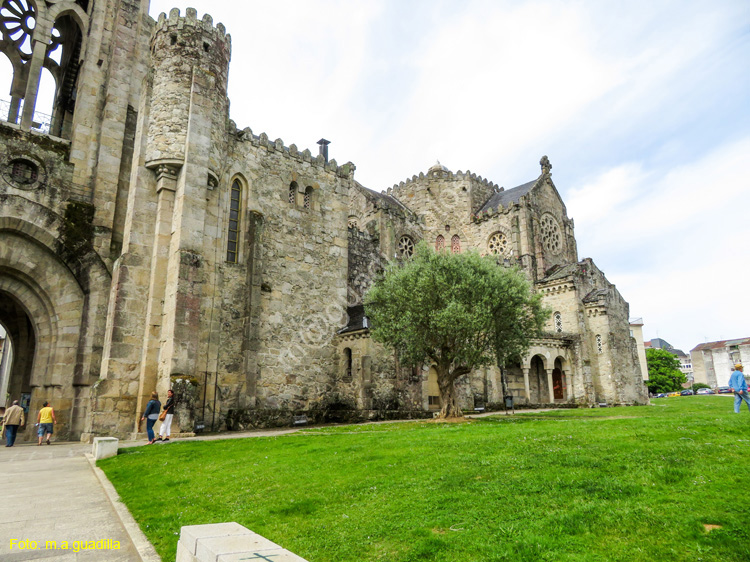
[2,400,25,447]
[158,389,175,442]
[36,401,57,445]
[729,364,750,414]
[141,392,161,444]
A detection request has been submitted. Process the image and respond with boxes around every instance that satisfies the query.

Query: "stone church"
[0,1,648,441]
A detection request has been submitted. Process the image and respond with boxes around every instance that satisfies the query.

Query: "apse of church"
[0,1,647,441]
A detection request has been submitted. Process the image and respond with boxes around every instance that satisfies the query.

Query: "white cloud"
[568,136,750,256]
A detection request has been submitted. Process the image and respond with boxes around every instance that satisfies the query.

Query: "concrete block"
[179,522,252,555]
[176,540,199,562]
[92,437,119,460]
[218,548,309,562]
[195,533,280,560]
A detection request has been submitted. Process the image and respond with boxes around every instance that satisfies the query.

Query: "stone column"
[8,91,22,124]
[547,369,555,403]
[20,39,48,129]
[522,368,531,402]
[134,164,178,426]
[158,67,214,382]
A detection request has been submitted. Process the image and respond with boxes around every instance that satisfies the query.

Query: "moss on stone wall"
[60,200,95,255]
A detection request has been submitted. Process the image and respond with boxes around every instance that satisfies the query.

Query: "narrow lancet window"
[226,180,241,263]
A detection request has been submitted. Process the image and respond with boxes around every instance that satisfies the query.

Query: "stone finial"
[540,155,552,175]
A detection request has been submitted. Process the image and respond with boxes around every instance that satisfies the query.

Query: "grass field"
[99,397,750,561]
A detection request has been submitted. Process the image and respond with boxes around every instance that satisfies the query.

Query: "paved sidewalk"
[0,442,141,561]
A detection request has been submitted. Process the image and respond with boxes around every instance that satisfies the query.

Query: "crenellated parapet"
[153,8,232,57]
[386,168,502,201]
[232,124,357,180]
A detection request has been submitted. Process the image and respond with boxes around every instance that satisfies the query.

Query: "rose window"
[1,0,36,60]
[397,236,414,258]
[540,214,562,255]
[487,232,509,256]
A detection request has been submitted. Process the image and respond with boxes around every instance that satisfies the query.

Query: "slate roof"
[539,262,580,283]
[478,178,538,214]
[691,337,750,352]
[356,182,410,213]
[338,304,369,335]
[582,288,608,303]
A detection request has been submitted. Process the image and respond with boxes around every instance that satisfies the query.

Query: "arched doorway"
[0,293,34,411]
[0,225,103,441]
[552,357,567,401]
[426,367,440,411]
[529,355,548,404]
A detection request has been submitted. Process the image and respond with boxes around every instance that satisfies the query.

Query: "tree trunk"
[437,367,463,418]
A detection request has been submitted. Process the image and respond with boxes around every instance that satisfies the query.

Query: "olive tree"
[365,243,547,418]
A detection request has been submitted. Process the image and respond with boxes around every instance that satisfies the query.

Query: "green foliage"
[101,398,750,562]
[364,242,547,416]
[646,348,687,393]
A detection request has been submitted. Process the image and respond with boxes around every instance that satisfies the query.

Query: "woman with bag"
[158,389,175,442]
[140,392,161,444]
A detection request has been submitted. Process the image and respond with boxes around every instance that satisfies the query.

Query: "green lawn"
[99,397,750,562]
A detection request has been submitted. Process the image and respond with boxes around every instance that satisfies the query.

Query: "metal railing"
[0,98,52,134]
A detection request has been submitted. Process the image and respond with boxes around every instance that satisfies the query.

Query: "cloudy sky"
[3,0,748,353]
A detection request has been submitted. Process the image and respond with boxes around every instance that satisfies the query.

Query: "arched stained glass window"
[288,182,297,204]
[596,334,603,354]
[435,235,445,251]
[451,235,461,253]
[226,179,241,263]
[304,186,313,209]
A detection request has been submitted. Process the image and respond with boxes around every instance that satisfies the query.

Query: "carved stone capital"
[155,164,179,182]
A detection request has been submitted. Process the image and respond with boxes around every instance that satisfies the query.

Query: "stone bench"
[176,522,308,561]
[92,437,118,460]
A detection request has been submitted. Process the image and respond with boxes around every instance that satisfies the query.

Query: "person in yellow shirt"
[37,401,57,445]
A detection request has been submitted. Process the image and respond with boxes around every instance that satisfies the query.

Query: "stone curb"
[85,453,162,562]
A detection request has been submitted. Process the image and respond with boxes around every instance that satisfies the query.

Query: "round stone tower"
[145,7,231,176]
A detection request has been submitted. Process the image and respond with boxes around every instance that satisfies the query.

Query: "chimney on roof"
[317,139,330,163]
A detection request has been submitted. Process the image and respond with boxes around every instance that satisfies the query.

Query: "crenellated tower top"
[151,8,231,95]
[146,8,231,171]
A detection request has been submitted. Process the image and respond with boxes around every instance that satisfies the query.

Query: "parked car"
[696,388,715,395]
[680,389,693,396]
[668,391,682,397]
[655,393,668,398]
[718,387,733,394]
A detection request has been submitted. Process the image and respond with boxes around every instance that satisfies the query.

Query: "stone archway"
[529,355,548,404]
[552,357,565,401]
[0,230,86,440]
[0,293,34,408]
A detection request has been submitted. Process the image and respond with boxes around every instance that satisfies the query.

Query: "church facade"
[0,1,648,441]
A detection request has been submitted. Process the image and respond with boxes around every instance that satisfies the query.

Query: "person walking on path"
[141,392,161,444]
[2,400,25,447]
[729,364,750,414]
[36,401,57,445]
[158,389,176,442]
